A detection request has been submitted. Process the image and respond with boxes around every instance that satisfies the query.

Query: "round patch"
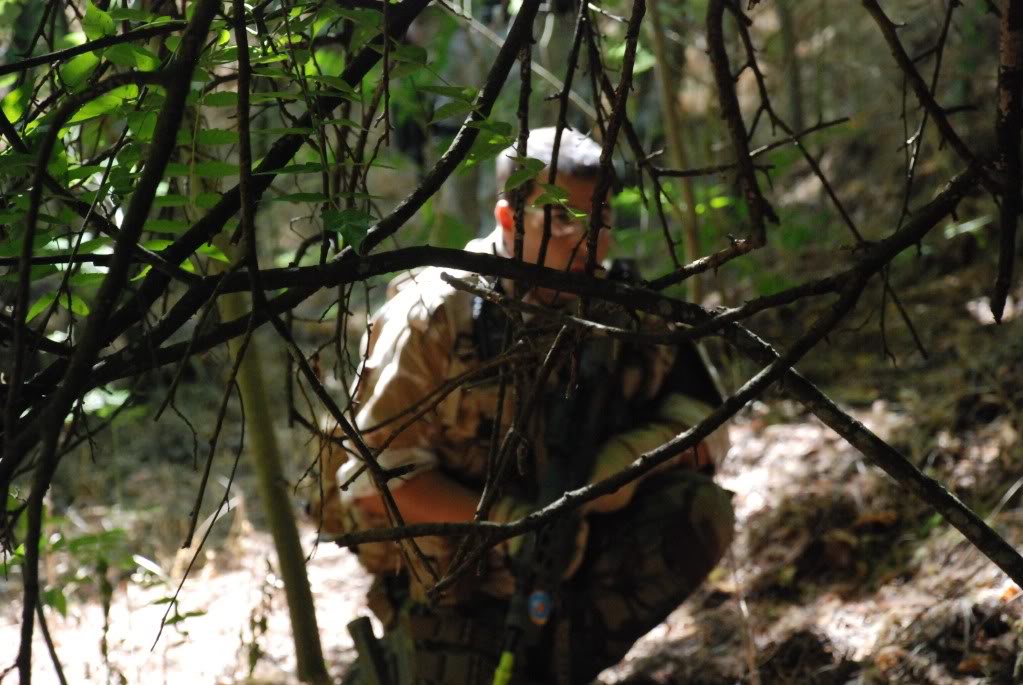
[528,590,553,625]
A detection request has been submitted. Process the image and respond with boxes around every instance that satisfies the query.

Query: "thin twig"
[0,21,186,78]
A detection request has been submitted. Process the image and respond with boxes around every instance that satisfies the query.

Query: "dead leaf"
[956,655,985,674]
[874,645,906,672]
[852,510,899,529]
[1000,583,1021,602]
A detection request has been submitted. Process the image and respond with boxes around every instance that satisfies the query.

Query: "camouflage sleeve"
[337,285,456,502]
[584,393,730,514]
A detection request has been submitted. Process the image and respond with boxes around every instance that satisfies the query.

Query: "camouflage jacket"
[334,228,729,602]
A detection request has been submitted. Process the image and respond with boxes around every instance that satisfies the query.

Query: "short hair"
[494,126,604,197]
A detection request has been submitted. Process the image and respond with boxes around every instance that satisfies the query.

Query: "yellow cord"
[492,651,515,685]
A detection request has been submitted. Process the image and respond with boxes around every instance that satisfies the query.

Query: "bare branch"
[862,0,993,188]
[993,0,1023,322]
[706,0,778,246]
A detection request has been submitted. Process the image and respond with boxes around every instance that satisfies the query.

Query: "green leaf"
[154,194,190,208]
[464,125,513,168]
[388,61,425,80]
[252,67,291,79]
[418,84,477,102]
[250,52,289,65]
[0,151,33,175]
[59,52,100,91]
[69,85,139,124]
[309,48,344,77]
[323,208,373,246]
[203,91,238,107]
[127,110,158,142]
[391,44,426,64]
[430,100,476,124]
[0,232,51,257]
[57,32,88,50]
[197,244,230,263]
[193,160,238,177]
[42,588,68,617]
[503,157,547,192]
[75,238,112,254]
[108,7,156,21]
[117,143,143,167]
[47,148,68,182]
[328,7,381,27]
[250,91,302,104]
[531,182,569,207]
[67,164,106,181]
[1,81,31,123]
[195,192,222,209]
[105,43,161,71]
[0,208,24,224]
[64,528,126,552]
[165,609,206,625]
[26,293,57,322]
[612,187,643,212]
[466,118,512,136]
[62,292,90,316]
[142,240,174,251]
[0,265,58,283]
[38,211,73,227]
[84,0,116,40]
[196,128,239,146]
[605,41,656,75]
[69,272,107,287]
[306,76,355,95]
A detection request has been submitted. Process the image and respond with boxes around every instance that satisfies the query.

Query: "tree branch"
[0,21,186,78]
[359,0,543,254]
[11,3,220,679]
[993,0,1023,322]
[862,0,992,189]
[706,0,778,246]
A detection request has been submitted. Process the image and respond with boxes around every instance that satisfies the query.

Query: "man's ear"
[494,198,514,235]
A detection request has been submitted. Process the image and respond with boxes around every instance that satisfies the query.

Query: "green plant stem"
[216,285,330,685]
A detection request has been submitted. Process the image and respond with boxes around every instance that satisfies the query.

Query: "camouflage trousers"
[345,469,734,685]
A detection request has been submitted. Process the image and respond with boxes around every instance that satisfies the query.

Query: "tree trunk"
[213,249,330,685]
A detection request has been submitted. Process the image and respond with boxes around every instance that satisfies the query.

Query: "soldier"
[333,127,734,684]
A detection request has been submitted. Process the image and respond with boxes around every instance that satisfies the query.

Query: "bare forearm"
[354,470,479,523]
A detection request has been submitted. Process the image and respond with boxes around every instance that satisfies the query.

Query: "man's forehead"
[525,172,605,198]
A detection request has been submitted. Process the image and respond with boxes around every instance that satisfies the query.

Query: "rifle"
[348,616,391,685]
[493,331,617,685]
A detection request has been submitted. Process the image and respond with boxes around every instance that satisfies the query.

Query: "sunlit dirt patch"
[1,530,371,684]
[600,402,1023,685]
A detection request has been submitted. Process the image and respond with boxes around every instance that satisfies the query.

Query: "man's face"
[495,172,612,304]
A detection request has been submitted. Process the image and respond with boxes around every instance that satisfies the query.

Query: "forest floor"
[2,258,1022,685]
